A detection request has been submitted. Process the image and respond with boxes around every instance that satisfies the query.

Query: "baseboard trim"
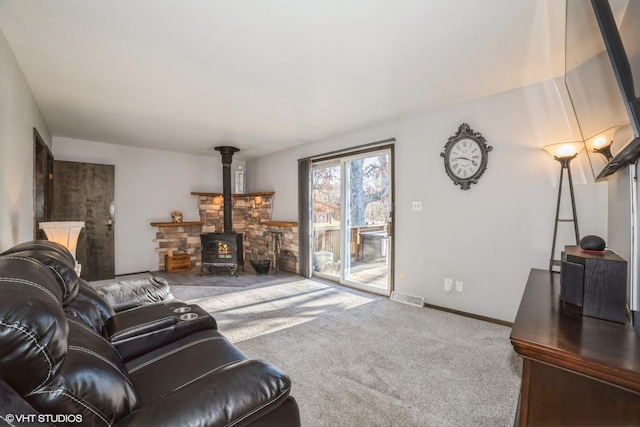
[424,303,513,327]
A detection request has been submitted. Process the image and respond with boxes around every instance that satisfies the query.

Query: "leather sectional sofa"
[0,240,300,426]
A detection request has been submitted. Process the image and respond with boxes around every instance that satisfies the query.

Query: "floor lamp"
[39,221,85,275]
[543,142,584,272]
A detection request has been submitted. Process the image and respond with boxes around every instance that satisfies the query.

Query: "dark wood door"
[53,160,115,281]
[33,128,53,240]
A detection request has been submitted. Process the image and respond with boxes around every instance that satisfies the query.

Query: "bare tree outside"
[313,155,389,227]
[312,164,341,225]
[349,154,390,227]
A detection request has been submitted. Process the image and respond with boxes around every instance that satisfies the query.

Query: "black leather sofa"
[0,241,300,426]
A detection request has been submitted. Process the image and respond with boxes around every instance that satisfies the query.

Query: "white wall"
[607,167,631,265]
[0,29,51,251]
[53,137,244,275]
[248,78,608,322]
[607,166,637,313]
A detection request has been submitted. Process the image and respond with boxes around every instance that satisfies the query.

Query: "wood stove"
[200,232,244,276]
[200,145,245,276]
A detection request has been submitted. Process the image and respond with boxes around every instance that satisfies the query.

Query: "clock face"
[440,123,492,190]
[448,138,482,179]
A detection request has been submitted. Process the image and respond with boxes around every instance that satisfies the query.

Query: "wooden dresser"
[510,269,640,426]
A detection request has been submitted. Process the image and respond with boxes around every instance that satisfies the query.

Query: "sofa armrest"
[115,359,296,427]
[108,315,178,341]
[105,303,217,361]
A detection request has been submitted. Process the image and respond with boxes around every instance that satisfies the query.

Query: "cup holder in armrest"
[106,303,217,362]
[179,312,199,321]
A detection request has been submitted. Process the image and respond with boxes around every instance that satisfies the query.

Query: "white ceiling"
[0,0,566,160]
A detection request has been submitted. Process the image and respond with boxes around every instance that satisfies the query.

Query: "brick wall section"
[151,192,299,274]
[153,224,202,270]
[197,194,273,234]
[243,223,299,273]
[264,224,299,273]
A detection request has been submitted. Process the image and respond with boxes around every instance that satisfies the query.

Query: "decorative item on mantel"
[171,211,183,223]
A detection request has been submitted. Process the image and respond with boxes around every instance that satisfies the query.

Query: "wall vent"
[390,291,425,308]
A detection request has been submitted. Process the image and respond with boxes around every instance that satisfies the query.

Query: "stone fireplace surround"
[151,192,299,274]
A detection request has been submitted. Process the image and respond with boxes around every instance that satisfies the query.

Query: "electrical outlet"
[455,280,463,292]
[412,201,422,211]
[444,278,453,293]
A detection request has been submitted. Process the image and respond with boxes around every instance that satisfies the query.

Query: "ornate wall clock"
[440,123,492,190]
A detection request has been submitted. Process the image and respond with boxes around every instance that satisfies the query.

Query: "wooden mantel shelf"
[261,221,298,227]
[150,221,204,227]
[191,191,275,198]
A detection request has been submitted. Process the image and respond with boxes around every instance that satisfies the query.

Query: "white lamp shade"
[39,221,85,260]
[584,123,625,152]
[542,141,585,160]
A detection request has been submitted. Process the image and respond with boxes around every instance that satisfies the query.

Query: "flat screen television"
[565,0,640,180]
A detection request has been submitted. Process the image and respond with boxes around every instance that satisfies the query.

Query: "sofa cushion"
[126,329,246,403]
[0,256,67,396]
[0,241,79,306]
[28,319,140,426]
[95,276,174,312]
[0,240,75,267]
[124,329,292,426]
[77,279,116,322]
[6,249,79,305]
[65,293,105,334]
[117,360,293,427]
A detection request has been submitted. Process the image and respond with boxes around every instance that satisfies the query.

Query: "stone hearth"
[151,192,299,274]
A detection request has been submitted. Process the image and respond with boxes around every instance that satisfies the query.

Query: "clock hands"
[451,156,478,166]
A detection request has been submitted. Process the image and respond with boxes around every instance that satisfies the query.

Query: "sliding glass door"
[311,147,392,295]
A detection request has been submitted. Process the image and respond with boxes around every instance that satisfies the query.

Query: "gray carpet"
[171,278,522,427]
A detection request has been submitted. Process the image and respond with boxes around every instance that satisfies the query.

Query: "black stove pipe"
[215,146,240,234]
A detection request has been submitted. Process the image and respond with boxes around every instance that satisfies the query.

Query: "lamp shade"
[542,141,585,161]
[39,221,85,261]
[584,123,626,160]
[585,123,624,150]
